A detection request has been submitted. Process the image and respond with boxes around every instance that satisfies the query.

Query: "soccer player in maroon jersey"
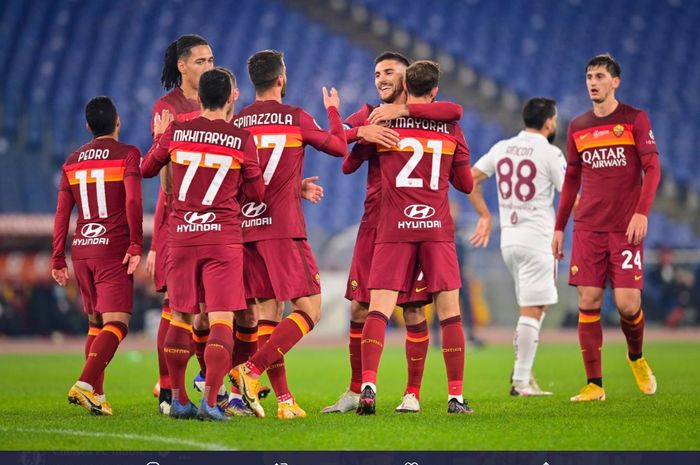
[228,49,347,419]
[552,54,661,402]
[142,67,264,420]
[350,61,474,415]
[149,34,214,413]
[52,96,143,416]
[323,51,464,414]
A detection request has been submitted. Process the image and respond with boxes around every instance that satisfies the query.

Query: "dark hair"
[374,51,410,67]
[218,66,237,89]
[247,49,285,93]
[198,68,232,111]
[85,96,118,137]
[586,53,621,78]
[161,34,210,90]
[405,60,440,97]
[522,97,557,130]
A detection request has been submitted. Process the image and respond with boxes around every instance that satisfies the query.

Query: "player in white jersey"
[468,98,566,396]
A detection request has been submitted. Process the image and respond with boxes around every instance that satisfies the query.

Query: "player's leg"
[155,293,172,413]
[198,310,233,421]
[608,233,656,395]
[192,310,210,390]
[511,305,549,395]
[226,302,258,416]
[396,305,428,413]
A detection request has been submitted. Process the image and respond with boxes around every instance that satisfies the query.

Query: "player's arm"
[300,87,347,157]
[467,167,492,247]
[627,111,662,245]
[552,123,582,259]
[449,126,474,194]
[152,102,175,194]
[367,101,463,124]
[123,148,143,274]
[343,141,375,175]
[142,117,175,178]
[241,137,265,202]
[147,188,166,279]
[344,105,399,148]
[51,170,75,287]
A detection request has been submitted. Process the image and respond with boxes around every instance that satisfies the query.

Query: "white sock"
[96,394,106,403]
[75,380,94,392]
[513,316,541,384]
[539,312,547,329]
[448,394,464,403]
[361,382,377,393]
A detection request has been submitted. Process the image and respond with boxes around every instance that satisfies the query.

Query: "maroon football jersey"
[141,116,263,246]
[52,138,143,266]
[567,102,658,232]
[354,117,471,243]
[232,100,346,242]
[150,88,202,251]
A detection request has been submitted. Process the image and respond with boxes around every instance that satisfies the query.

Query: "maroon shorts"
[569,230,644,289]
[368,242,461,293]
[72,257,133,314]
[244,239,321,301]
[153,230,169,293]
[167,244,246,313]
[399,266,432,308]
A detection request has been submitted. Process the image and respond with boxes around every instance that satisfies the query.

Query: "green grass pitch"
[1,341,698,450]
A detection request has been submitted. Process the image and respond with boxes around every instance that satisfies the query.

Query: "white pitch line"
[0,426,234,451]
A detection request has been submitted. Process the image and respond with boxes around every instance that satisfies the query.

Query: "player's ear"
[85,122,91,133]
[232,87,240,103]
[177,58,186,75]
[612,76,621,90]
[116,116,121,129]
[430,87,438,102]
[402,78,407,92]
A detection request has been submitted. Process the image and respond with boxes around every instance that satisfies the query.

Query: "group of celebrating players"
[51,33,660,422]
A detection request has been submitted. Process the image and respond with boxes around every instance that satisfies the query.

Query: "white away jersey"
[474,131,565,252]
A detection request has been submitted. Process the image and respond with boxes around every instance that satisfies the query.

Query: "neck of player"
[201,108,228,121]
[592,97,619,118]
[180,83,198,101]
[256,89,282,103]
[406,95,432,104]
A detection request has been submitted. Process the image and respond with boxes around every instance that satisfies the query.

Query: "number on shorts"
[254,134,286,185]
[496,158,537,201]
[395,138,443,190]
[175,151,232,205]
[621,250,642,270]
[74,169,108,219]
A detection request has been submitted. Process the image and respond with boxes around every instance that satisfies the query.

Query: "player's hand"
[322,86,340,110]
[552,230,565,259]
[367,104,409,125]
[301,176,324,204]
[626,213,648,245]
[123,253,141,275]
[357,124,400,148]
[153,110,174,137]
[146,250,156,280]
[51,268,69,287]
[469,214,492,247]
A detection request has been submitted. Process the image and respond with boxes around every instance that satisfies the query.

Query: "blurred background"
[1,0,699,340]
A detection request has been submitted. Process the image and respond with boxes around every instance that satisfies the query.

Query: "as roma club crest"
[571,265,579,275]
[613,124,625,137]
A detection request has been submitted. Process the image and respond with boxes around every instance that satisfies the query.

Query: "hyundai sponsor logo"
[80,223,106,238]
[242,202,268,218]
[403,204,435,220]
[184,211,217,224]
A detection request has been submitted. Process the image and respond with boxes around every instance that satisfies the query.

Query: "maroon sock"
[405,320,429,400]
[232,323,258,367]
[192,328,209,377]
[256,320,290,400]
[348,321,364,394]
[85,322,104,394]
[165,322,194,405]
[157,299,171,389]
[79,322,128,389]
[248,311,314,375]
[578,308,603,383]
[620,308,645,359]
[204,321,233,407]
[440,316,465,397]
[360,311,389,386]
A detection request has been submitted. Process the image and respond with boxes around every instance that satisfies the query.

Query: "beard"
[547,129,556,143]
[380,85,403,104]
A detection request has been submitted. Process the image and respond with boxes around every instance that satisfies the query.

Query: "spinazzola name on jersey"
[389,117,449,134]
[173,129,242,150]
[581,146,627,168]
[233,112,294,128]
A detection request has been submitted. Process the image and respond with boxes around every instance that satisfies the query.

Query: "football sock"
[165,320,194,405]
[156,298,171,389]
[204,320,233,407]
[348,320,364,394]
[258,320,291,400]
[405,320,429,400]
[578,308,603,385]
[232,322,258,367]
[85,322,103,395]
[78,321,128,389]
[360,311,389,386]
[247,310,315,376]
[192,327,209,378]
[512,316,540,384]
[620,308,644,360]
[440,316,465,397]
